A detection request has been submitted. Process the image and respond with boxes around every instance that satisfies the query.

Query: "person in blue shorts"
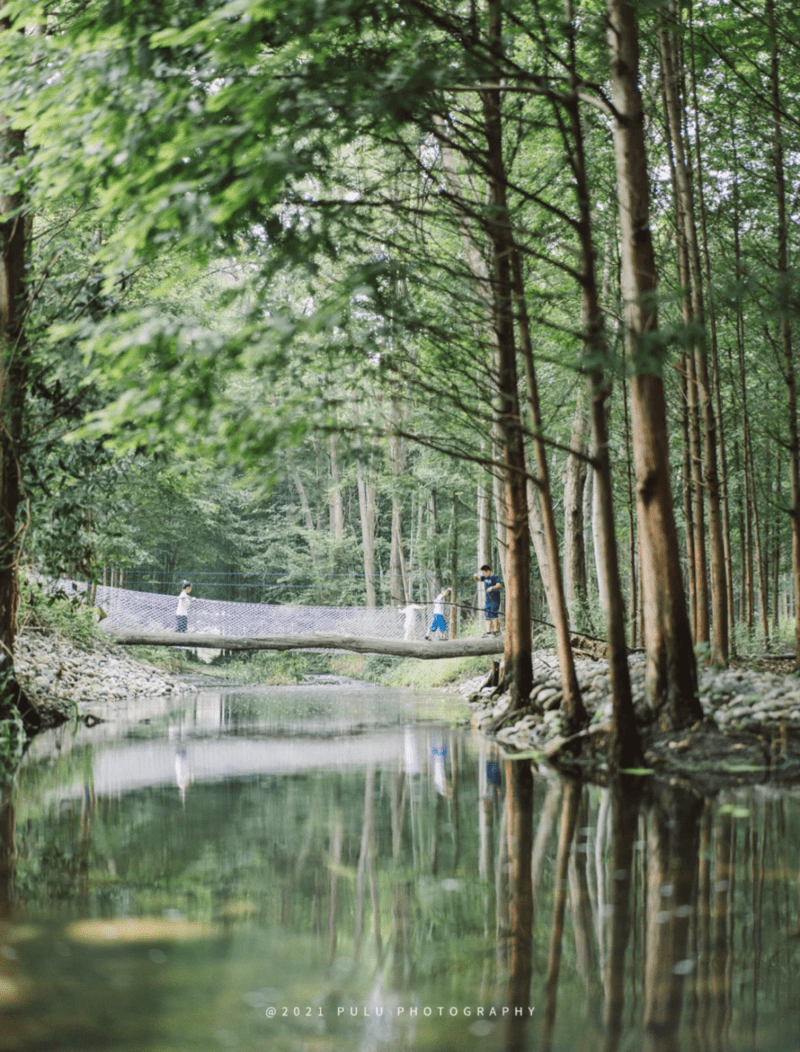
[425,587,451,640]
[474,564,502,635]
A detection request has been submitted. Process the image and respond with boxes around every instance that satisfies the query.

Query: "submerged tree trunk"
[605,0,700,727]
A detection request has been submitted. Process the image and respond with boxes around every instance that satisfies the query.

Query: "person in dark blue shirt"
[474,564,502,636]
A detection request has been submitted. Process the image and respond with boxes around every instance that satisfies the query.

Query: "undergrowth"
[19,579,107,647]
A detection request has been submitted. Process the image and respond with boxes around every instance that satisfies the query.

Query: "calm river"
[1,682,799,1051]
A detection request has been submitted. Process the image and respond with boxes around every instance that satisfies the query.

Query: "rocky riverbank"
[460,650,800,785]
[16,629,197,727]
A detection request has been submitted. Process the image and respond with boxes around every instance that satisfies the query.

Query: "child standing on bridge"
[425,587,451,641]
[175,581,193,633]
[474,565,502,636]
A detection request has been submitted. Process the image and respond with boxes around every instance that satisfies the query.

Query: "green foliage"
[19,579,106,648]
[0,0,793,657]
[211,650,335,684]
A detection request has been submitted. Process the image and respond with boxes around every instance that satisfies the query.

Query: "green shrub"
[19,579,105,647]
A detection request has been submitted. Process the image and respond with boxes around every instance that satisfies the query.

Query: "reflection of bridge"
[94,584,504,657]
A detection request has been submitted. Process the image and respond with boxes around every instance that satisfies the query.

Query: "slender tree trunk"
[355,451,377,608]
[0,60,33,726]
[688,5,736,653]
[749,437,770,644]
[768,0,800,667]
[563,382,589,622]
[482,0,533,706]
[389,402,407,606]
[428,489,442,594]
[658,5,727,663]
[679,359,697,637]
[327,433,344,546]
[605,0,700,727]
[620,362,639,646]
[561,5,641,764]
[352,399,377,607]
[435,117,555,619]
[477,473,493,618]
[511,241,585,730]
[450,490,458,639]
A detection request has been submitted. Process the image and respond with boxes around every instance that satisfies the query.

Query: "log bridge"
[108,631,506,659]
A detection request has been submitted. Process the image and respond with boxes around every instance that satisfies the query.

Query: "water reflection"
[0,687,798,1051]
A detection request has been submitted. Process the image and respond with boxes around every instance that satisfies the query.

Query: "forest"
[0,0,799,764]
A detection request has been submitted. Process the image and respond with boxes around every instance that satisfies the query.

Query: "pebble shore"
[460,650,800,756]
[15,630,197,725]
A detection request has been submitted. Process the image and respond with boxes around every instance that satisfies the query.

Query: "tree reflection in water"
[496,766,800,1052]
[5,709,800,1052]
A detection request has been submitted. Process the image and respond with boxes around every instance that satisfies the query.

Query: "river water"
[1,682,799,1052]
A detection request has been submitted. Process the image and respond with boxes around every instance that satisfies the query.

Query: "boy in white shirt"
[425,587,451,640]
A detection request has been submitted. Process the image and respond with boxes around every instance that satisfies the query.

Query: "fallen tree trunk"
[107,631,506,659]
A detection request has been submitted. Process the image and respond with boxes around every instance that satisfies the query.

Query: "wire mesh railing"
[93,584,441,640]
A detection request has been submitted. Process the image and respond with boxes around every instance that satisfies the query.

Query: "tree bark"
[352,399,377,607]
[767,0,800,667]
[561,2,641,765]
[327,433,345,550]
[688,8,736,654]
[481,0,534,706]
[450,490,458,639]
[605,0,701,727]
[0,45,34,728]
[657,2,727,663]
[563,382,589,623]
[389,400,408,606]
[111,629,507,657]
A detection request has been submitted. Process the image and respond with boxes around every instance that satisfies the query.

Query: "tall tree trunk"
[327,433,344,547]
[749,437,770,644]
[658,4,727,663]
[688,5,736,653]
[511,244,586,731]
[290,465,321,577]
[561,2,641,765]
[477,473,493,617]
[450,490,458,639]
[352,399,377,607]
[435,117,555,618]
[428,489,443,594]
[389,402,407,606]
[563,383,589,623]
[679,359,698,637]
[0,59,33,727]
[355,453,377,608]
[767,0,800,668]
[481,0,534,706]
[605,0,701,727]
[620,361,639,647]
